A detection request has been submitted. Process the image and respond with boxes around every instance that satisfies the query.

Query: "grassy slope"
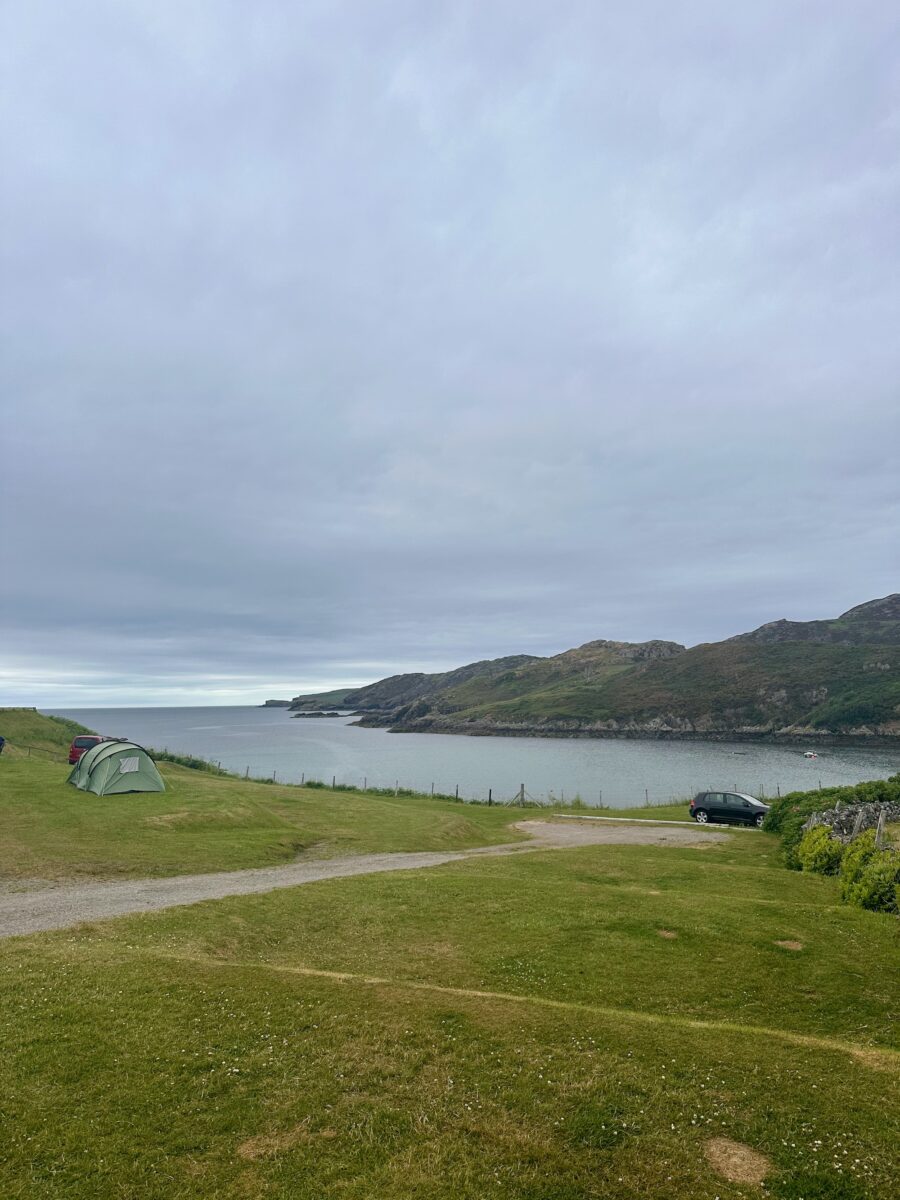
[436,641,900,730]
[2,831,897,1198]
[0,707,95,757]
[0,757,530,880]
[433,644,643,712]
[0,754,692,881]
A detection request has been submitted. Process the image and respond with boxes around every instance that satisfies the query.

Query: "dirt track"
[0,818,726,939]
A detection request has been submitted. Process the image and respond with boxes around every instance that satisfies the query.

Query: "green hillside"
[381,639,683,724]
[349,595,900,740]
[332,655,541,714]
[447,642,900,730]
[0,707,96,758]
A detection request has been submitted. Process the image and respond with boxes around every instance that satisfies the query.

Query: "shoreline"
[352,718,900,749]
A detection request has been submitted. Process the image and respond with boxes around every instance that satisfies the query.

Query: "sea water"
[48,707,900,808]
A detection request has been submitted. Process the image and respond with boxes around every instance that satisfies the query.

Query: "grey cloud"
[2,2,898,704]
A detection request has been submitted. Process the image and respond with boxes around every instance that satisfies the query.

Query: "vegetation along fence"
[152,749,787,809]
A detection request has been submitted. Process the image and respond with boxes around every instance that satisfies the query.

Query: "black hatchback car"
[689,791,769,827]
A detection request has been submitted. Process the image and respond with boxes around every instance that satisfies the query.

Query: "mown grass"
[1,828,897,1199]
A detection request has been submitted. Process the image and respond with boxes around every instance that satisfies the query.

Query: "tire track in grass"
[134,949,900,1072]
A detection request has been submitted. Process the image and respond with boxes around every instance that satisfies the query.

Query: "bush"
[844,850,900,913]
[796,826,844,875]
[149,749,228,774]
[764,773,900,868]
[839,829,878,899]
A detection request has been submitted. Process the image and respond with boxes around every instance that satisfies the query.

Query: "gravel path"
[0,819,726,939]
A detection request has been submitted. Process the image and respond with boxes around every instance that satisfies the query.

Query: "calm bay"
[48,706,900,808]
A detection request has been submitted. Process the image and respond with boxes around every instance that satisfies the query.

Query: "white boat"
[803,751,818,759]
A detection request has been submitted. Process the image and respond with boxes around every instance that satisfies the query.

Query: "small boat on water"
[803,751,818,759]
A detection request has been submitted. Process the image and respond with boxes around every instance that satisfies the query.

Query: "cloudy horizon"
[3,2,899,707]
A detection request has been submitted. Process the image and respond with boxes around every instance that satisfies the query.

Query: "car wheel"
[694,809,708,823]
[755,813,765,828]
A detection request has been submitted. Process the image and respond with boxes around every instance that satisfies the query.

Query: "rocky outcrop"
[732,594,900,646]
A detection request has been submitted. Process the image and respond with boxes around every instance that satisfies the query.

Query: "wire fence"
[157,753,796,809]
[2,742,62,759]
[5,741,806,808]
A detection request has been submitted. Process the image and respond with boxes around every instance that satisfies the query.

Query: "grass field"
[2,714,897,1198]
[0,757,532,879]
[0,756,689,882]
[0,706,692,880]
[2,820,898,1199]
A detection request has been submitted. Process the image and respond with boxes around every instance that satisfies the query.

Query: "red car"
[67,735,107,765]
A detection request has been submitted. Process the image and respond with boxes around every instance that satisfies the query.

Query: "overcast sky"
[2,2,899,707]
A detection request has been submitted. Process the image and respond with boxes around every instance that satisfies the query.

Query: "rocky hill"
[287,688,355,711]
[729,593,900,646]
[289,656,541,714]
[337,595,900,743]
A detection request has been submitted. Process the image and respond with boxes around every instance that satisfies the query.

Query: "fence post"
[518,784,525,806]
[431,782,434,796]
[272,770,276,781]
[875,809,888,849]
[301,772,305,784]
[395,780,399,796]
[645,788,649,805]
[332,775,336,789]
[488,788,492,806]
[455,784,459,799]
[363,776,367,790]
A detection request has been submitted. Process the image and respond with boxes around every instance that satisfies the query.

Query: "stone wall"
[801,801,900,844]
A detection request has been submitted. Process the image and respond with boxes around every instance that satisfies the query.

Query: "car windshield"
[74,737,98,748]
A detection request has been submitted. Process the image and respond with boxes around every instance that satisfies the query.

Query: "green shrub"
[763,773,900,868]
[149,749,228,774]
[844,850,900,913]
[839,829,878,899]
[796,825,844,874]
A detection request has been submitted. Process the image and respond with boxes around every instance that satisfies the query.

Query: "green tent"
[68,740,165,796]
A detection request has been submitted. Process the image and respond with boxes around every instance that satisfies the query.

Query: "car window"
[74,737,98,748]
[727,794,750,807]
[706,793,724,805]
